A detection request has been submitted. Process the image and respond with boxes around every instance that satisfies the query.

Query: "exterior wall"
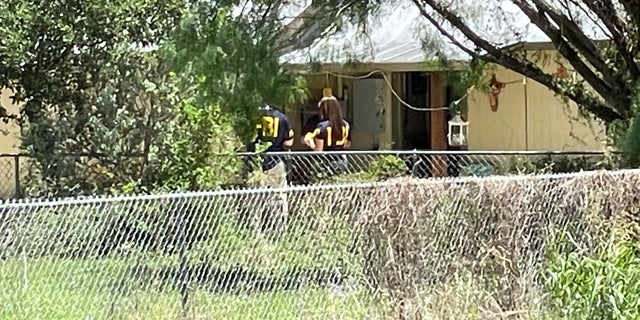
[467,50,606,151]
[0,88,25,198]
[0,88,22,153]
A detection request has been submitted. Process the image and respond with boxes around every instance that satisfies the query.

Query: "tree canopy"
[0,0,310,195]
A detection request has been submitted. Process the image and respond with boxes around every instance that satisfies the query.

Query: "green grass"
[0,258,375,320]
[0,214,372,319]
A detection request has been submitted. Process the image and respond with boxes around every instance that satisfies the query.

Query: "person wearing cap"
[253,104,294,176]
[247,104,294,238]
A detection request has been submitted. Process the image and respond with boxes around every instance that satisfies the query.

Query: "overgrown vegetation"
[3,169,640,318]
[360,169,640,319]
[545,234,640,319]
[1,1,309,196]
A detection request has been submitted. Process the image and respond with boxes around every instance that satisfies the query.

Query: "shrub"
[545,235,640,319]
[358,170,640,317]
[503,154,613,175]
[364,155,408,180]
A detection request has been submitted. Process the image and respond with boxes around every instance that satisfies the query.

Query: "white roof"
[280,0,606,66]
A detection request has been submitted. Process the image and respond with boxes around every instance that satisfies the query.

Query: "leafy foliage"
[617,83,640,166]
[162,3,308,141]
[545,232,640,319]
[0,0,183,120]
[21,52,181,196]
[443,59,494,96]
[151,73,244,191]
[0,0,184,195]
[364,155,408,180]
[2,0,312,196]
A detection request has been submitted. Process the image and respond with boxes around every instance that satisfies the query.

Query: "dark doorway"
[402,72,430,150]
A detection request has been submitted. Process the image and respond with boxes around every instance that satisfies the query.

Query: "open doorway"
[402,72,430,149]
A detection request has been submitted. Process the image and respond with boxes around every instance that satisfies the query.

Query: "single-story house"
[279,1,607,152]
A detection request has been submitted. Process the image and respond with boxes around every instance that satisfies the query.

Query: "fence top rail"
[0,150,618,158]
[1,168,637,210]
[230,150,616,157]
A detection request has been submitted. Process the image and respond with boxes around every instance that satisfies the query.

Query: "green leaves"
[609,81,640,167]
[4,0,313,195]
[0,0,184,111]
[161,3,308,141]
[545,232,640,319]
[0,0,185,195]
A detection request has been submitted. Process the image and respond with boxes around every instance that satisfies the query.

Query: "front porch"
[286,69,464,153]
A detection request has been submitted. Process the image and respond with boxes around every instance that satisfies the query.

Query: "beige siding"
[0,88,23,197]
[467,51,606,151]
[0,88,21,153]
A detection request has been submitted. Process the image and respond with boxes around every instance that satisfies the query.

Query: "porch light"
[447,113,469,147]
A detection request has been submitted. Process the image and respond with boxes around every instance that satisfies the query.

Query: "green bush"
[365,155,408,181]
[545,234,640,319]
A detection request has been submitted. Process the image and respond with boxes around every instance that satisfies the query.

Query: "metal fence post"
[177,199,189,317]
[13,155,22,199]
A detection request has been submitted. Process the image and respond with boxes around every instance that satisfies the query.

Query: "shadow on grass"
[128,262,348,295]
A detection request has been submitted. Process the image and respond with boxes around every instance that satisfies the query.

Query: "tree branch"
[565,0,609,36]
[581,0,640,79]
[413,0,623,123]
[409,0,478,58]
[512,0,629,118]
[618,0,640,31]
[530,0,613,78]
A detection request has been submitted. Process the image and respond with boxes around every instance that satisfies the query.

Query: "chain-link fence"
[242,150,621,186]
[0,151,625,200]
[1,169,638,319]
[0,155,22,199]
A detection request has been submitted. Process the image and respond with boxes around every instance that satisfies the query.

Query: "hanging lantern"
[447,113,469,147]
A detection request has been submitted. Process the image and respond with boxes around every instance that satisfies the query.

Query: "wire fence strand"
[1,168,638,319]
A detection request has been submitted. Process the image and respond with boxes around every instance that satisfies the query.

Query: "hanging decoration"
[488,73,506,112]
[554,63,570,79]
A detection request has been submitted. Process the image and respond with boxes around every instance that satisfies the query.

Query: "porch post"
[429,72,448,177]
[380,71,394,149]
